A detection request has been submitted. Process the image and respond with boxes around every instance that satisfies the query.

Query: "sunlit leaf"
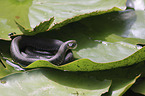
[25,10,145,71]
[0,69,111,96]
[0,0,126,40]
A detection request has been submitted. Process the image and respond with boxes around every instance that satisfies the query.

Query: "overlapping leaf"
[0,68,112,96]
[125,1,145,95]
[0,60,144,96]
[0,0,126,40]
[23,10,145,71]
[2,8,145,72]
[131,77,145,95]
[0,0,145,95]
[0,0,129,77]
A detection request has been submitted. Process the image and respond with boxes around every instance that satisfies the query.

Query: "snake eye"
[67,41,77,49]
[8,32,16,36]
[8,33,13,36]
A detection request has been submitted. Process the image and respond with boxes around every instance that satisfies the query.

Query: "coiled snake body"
[10,36,77,65]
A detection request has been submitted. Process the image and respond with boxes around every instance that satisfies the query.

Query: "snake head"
[67,40,77,49]
[8,32,16,37]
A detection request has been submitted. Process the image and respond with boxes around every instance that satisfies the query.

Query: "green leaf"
[15,17,54,35]
[0,53,24,78]
[131,78,145,95]
[2,9,145,72]
[0,0,128,78]
[24,10,145,71]
[130,63,145,95]
[28,0,126,29]
[15,21,30,34]
[105,75,140,96]
[0,69,111,96]
[124,11,145,39]
[0,0,32,40]
[33,17,54,33]
[0,40,24,78]
[101,62,145,96]
[0,60,144,96]
[0,0,126,40]
[0,1,145,95]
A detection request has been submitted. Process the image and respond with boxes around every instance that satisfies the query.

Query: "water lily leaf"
[125,11,145,39]
[0,68,112,96]
[26,45,145,71]
[0,53,24,78]
[2,9,145,72]
[130,63,145,95]
[0,40,25,78]
[0,0,32,40]
[23,10,145,71]
[0,0,126,40]
[28,0,126,29]
[104,75,140,96]
[33,17,54,34]
[0,60,144,96]
[132,0,144,10]
[14,21,30,35]
[131,78,145,95]
[1,1,145,72]
[101,61,145,96]
[15,17,54,35]
[0,0,128,78]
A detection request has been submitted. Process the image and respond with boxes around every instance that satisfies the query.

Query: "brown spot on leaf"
[15,16,20,19]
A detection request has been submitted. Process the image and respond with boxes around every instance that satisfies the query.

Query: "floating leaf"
[102,61,145,96]
[15,21,30,34]
[15,17,54,35]
[0,60,144,96]
[0,0,32,40]
[24,10,145,71]
[2,9,145,71]
[0,0,126,40]
[0,0,145,95]
[33,17,54,33]
[131,77,145,95]
[0,40,24,78]
[0,69,111,96]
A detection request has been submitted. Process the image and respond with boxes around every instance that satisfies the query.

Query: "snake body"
[10,36,77,65]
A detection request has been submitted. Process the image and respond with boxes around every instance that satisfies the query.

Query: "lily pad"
[127,2,145,95]
[0,0,126,40]
[1,0,145,72]
[102,61,145,96]
[15,17,54,35]
[24,10,145,71]
[131,77,145,95]
[0,40,25,78]
[28,0,126,29]
[0,0,145,95]
[0,68,112,96]
[0,0,32,40]
[0,60,144,96]
[2,9,145,72]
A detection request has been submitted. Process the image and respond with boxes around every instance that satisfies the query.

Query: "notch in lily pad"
[15,17,54,35]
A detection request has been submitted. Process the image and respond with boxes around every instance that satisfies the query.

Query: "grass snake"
[10,36,77,66]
